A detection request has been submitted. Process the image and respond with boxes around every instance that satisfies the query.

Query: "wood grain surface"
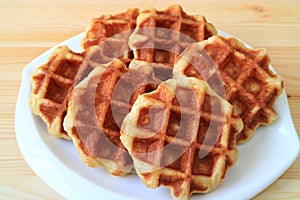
[0,0,299,199]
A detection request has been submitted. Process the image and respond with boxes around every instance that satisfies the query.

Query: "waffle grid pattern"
[129,4,217,66]
[174,36,283,143]
[65,59,161,175]
[81,8,139,59]
[121,77,242,199]
[30,46,84,139]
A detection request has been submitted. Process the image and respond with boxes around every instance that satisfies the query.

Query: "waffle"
[30,46,82,139]
[173,36,283,143]
[30,45,109,139]
[120,76,243,199]
[64,59,161,176]
[81,8,139,59]
[128,4,217,67]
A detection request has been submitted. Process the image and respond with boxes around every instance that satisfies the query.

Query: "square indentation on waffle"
[220,52,248,80]
[45,77,72,104]
[39,103,60,124]
[153,49,173,64]
[242,74,263,96]
[197,116,224,147]
[132,137,162,164]
[54,59,81,79]
[166,109,196,142]
[180,22,202,42]
[191,147,221,176]
[137,106,167,133]
[155,19,178,39]
[240,66,279,105]
[162,142,189,172]
[229,92,252,118]
[178,46,218,82]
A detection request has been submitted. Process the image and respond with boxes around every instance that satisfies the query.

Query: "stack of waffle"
[29,4,283,200]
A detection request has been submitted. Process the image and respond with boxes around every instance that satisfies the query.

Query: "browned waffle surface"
[81,8,139,59]
[29,45,108,139]
[64,59,161,176]
[129,59,173,82]
[174,36,283,143]
[30,46,85,139]
[128,4,217,67]
[120,76,242,199]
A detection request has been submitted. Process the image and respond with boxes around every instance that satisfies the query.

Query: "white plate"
[15,31,299,200]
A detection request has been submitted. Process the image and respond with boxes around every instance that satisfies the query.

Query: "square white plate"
[15,31,299,200]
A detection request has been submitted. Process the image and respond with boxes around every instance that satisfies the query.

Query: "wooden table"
[1,0,299,199]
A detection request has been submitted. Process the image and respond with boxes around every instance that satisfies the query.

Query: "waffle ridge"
[30,46,85,139]
[81,8,139,59]
[120,76,243,199]
[64,59,161,175]
[30,46,110,139]
[173,36,283,143]
[128,4,217,67]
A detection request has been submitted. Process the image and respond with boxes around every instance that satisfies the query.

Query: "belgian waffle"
[128,4,217,67]
[30,45,109,139]
[120,76,243,199]
[64,59,161,176]
[30,46,79,139]
[81,8,139,59]
[173,36,283,143]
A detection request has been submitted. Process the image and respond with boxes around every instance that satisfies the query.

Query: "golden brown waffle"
[173,36,283,143]
[30,46,84,139]
[64,59,161,176]
[30,45,108,139]
[128,4,217,66]
[120,76,243,199]
[81,8,139,59]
